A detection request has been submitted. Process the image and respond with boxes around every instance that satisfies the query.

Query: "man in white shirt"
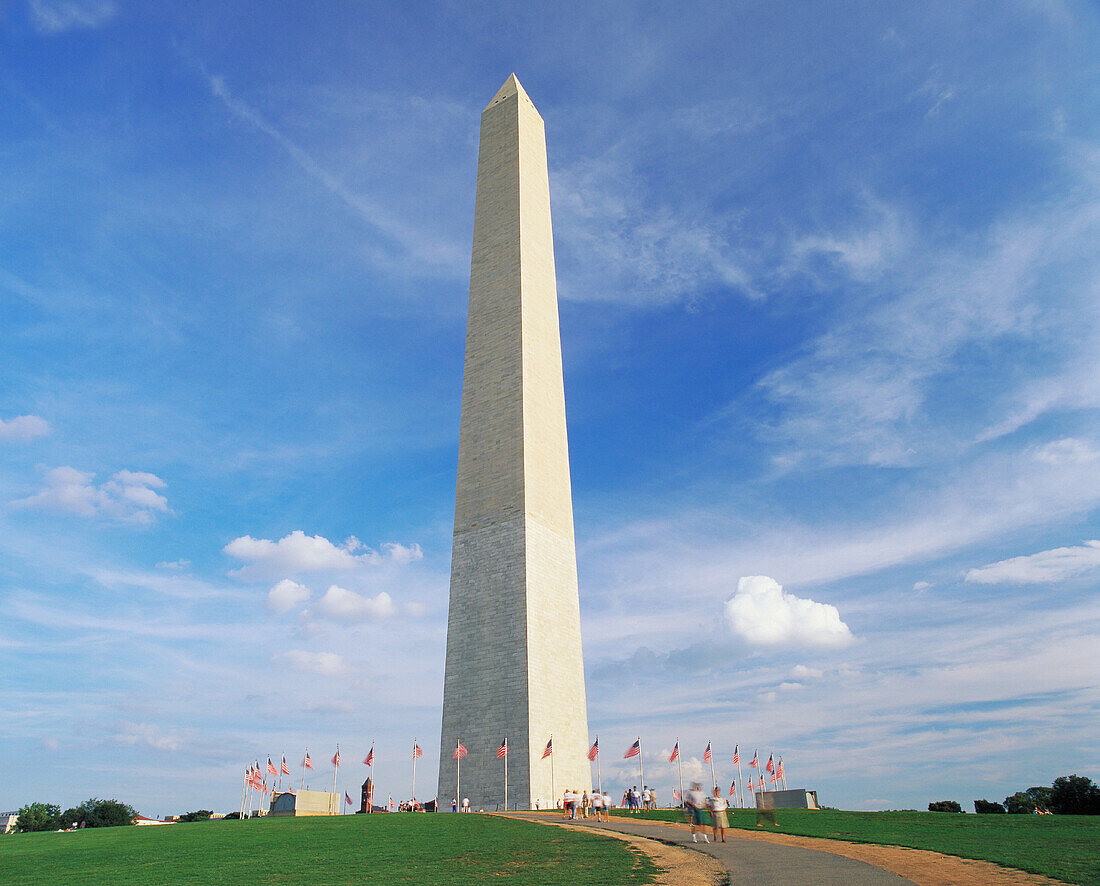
[686,783,710,842]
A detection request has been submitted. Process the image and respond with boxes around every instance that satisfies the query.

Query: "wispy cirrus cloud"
[29,0,117,34]
[966,540,1100,585]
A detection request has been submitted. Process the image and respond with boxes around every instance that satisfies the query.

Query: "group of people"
[684,782,729,843]
[621,785,658,811]
[559,789,611,821]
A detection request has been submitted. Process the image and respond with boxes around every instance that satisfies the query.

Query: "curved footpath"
[502,812,1068,886]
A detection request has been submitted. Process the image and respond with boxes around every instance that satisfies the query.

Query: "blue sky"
[2,0,1099,817]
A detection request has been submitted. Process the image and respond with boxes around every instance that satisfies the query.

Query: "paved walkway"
[506,813,916,886]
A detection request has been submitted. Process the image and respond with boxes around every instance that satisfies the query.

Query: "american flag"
[345,792,353,806]
[750,750,758,768]
[588,737,599,761]
[766,754,774,774]
[729,781,736,797]
[668,742,679,763]
[281,755,290,776]
[267,756,277,776]
[303,751,313,770]
[703,742,712,763]
[261,780,269,795]
[733,745,740,765]
[777,758,785,779]
[364,746,374,767]
[332,748,341,768]
[497,738,508,759]
[623,739,640,759]
[673,789,681,803]
[413,743,424,760]
[453,741,468,760]
[542,738,553,759]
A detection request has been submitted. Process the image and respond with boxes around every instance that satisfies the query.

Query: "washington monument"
[437,75,591,810]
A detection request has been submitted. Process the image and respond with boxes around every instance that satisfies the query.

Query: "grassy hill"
[0,813,655,886]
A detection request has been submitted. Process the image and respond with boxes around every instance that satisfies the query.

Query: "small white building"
[2,812,19,834]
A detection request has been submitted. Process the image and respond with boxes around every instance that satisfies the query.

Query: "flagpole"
[504,737,509,811]
[780,756,788,790]
[456,739,461,809]
[551,735,556,808]
[637,736,644,795]
[708,740,717,791]
[675,739,683,808]
[301,748,307,793]
[241,773,249,820]
[238,774,246,820]
[332,744,340,816]
[736,749,745,809]
[411,737,416,803]
[596,741,602,797]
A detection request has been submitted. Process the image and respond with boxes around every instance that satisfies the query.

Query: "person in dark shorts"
[685,782,711,842]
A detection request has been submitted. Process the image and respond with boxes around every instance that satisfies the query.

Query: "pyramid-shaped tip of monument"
[485,73,532,110]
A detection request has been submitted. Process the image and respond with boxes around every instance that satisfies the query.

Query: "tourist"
[590,789,602,820]
[451,797,457,813]
[462,796,470,813]
[581,790,590,818]
[686,782,710,843]
[602,791,612,821]
[708,786,729,842]
[650,788,658,809]
[631,785,642,812]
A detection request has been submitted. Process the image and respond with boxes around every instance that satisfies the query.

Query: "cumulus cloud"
[29,0,117,33]
[724,576,854,647]
[0,414,49,442]
[965,541,1100,585]
[11,466,169,524]
[789,664,823,680]
[912,581,934,592]
[268,579,311,613]
[276,650,349,676]
[314,585,396,621]
[224,530,420,581]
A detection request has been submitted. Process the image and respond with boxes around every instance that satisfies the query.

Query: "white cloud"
[276,649,349,676]
[383,542,423,565]
[155,560,191,571]
[0,414,50,442]
[11,466,169,524]
[912,581,933,592]
[789,665,823,680]
[1031,438,1099,465]
[724,575,854,647]
[965,540,1100,585]
[268,578,311,613]
[111,721,182,752]
[29,0,117,33]
[314,585,396,621]
[224,530,422,581]
[225,530,378,580]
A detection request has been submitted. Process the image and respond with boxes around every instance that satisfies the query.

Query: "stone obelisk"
[437,75,590,811]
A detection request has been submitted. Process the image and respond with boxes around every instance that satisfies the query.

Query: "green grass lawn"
[0,814,655,886]
[611,807,1100,884]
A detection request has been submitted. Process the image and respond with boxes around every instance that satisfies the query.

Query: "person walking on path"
[581,790,590,819]
[602,791,612,821]
[590,789,601,821]
[708,786,729,842]
[686,782,711,843]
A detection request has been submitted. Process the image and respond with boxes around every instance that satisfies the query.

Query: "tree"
[59,798,136,828]
[974,799,1004,813]
[1049,775,1100,815]
[1004,791,1037,814]
[179,809,214,822]
[928,800,962,813]
[15,803,61,832]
